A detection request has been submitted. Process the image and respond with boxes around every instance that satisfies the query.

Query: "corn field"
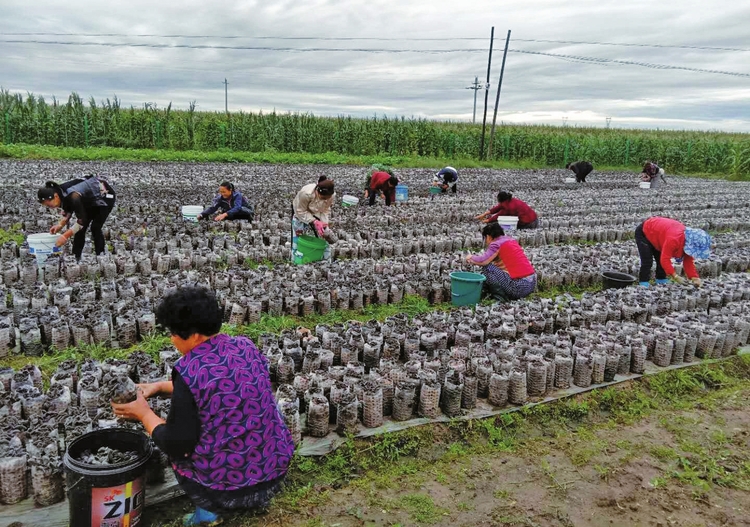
[1,90,749,177]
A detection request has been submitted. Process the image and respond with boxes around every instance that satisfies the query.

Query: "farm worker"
[466,222,537,301]
[566,161,593,183]
[475,191,539,229]
[37,175,116,261]
[197,181,254,222]
[364,164,393,201]
[635,216,711,288]
[433,166,458,193]
[112,286,294,526]
[641,161,667,188]
[368,171,400,206]
[292,176,336,260]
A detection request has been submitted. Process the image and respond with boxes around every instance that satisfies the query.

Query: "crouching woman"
[113,286,295,526]
[466,222,537,302]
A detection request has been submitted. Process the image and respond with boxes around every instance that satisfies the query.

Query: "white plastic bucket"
[342,195,359,207]
[182,205,203,221]
[639,182,651,189]
[565,177,577,184]
[27,233,61,265]
[495,216,519,231]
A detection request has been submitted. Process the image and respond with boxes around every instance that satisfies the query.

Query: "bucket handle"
[452,292,478,298]
[67,474,87,493]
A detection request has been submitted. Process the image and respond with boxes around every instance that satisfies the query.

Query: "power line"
[2,32,748,52]
[0,32,482,40]
[0,39,487,53]
[512,38,750,53]
[508,49,750,78]
[3,37,748,57]
[0,55,472,89]
[4,37,750,61]
[3,40,749,78]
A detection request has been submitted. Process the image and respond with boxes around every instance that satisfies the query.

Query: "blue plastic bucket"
[395,185,408,203]
[450,271,487,307]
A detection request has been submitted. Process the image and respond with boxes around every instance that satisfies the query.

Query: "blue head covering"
[683,228,711,259]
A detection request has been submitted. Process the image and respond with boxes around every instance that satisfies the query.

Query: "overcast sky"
[2,0,749,132]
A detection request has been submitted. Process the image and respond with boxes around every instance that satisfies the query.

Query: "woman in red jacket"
[466,222,537,301]
[368,171,399,206]
[635,216,711,287]
[641,161,667,189]
[475,191,539,229]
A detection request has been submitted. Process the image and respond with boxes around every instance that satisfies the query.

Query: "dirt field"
[147,356,750,527]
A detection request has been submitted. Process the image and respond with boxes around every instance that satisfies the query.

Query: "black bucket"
[601,271,637,289]
[63,428,153,527]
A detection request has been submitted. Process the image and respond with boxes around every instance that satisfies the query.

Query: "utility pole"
[223,78,229,114]
[488,29,512,160]
[606,117,612,128]
[479,26,495,160]
[466,77,483,124]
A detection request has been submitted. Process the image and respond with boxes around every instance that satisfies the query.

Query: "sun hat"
[683,228,711,259]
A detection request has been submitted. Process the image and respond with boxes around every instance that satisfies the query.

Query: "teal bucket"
[429,186,443,195]
[450,271,487,307]
[395,184,408,202]
[294,235,328,265]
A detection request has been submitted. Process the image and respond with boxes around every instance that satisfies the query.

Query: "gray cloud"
[1,0,749,132]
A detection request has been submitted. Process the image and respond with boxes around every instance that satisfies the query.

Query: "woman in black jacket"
[566,161,593,183]
[37,176,116,260]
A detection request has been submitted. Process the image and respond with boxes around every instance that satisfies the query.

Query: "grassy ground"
[0,143,723,178]
[2,289,605,382]
[0,143,548,169]
[145,354,750,527]
[0,295,450,382]
[0,223,25,245]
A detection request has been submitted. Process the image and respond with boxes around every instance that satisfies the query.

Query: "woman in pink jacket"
[466,222,537,301]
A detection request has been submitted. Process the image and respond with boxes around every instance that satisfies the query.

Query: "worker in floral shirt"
[113,286,294,526]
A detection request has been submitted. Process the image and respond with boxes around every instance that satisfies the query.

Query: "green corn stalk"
[728,143,750,180]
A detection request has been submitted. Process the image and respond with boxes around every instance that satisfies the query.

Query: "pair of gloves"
[669,274,702,287]
[312,220,328,237]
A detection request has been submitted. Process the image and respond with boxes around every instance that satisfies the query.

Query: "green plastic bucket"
[429,186,443,195]
[450,271,487,307]
[294,235,328,264]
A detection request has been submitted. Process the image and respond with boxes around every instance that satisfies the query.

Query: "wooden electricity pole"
[223,78,229,114]
[488,30,512,160]
[478,26,494,160]
[466,77,482,124]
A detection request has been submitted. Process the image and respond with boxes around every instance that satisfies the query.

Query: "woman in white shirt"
[292,176,336,261]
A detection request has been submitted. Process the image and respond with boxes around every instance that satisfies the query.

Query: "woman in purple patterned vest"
[113,286,295,526]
